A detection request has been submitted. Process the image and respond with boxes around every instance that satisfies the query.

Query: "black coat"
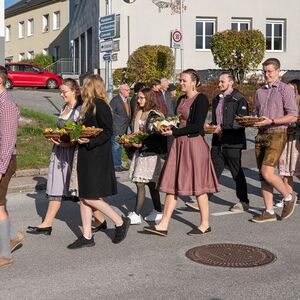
[211,89,248,149]
[77,100,117,199]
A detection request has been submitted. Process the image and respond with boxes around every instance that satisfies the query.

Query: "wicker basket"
[204,125,217,134]
[43,132,61,140]
[235,116,265,127]
[79,128,103,138]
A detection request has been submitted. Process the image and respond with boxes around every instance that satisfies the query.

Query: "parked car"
[5,62,62,89]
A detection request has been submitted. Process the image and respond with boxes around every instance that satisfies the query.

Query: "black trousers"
[211,146,249,203]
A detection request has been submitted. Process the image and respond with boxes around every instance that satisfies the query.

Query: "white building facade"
[0,0,5,65]
[70,0,300,77]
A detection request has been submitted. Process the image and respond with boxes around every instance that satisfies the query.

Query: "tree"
[21,53,53,68]
[210,30,265,83]
[126,45,174,84]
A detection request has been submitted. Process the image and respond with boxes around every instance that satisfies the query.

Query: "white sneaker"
[275,200,284,208]
[128,211,142,225]
[144,210,163,222]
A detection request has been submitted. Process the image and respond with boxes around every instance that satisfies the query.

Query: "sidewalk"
[8,148,257,194]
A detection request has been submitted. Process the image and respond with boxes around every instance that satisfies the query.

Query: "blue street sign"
[100,21,115,32]
[103,53,112,61]
[99,14,116,40]
[100,30,116,40]
[99,14,115,24]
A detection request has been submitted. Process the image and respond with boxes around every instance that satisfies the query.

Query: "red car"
[5,62,62,89]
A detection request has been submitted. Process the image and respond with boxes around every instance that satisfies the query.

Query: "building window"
[19,53,25,61]
[266,20,285,51]
[19,21,24,38]
[53,46,60,61]
[43,48,49,55]
[28,51,35,59]
[53,11,60,30]
[27,18,34,36]
[231,19,251,31]
[5,25,11,42]
[42,14,49,32]
[195,18,216,50]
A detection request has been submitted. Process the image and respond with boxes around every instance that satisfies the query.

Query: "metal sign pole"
[173,48,177,84]
[180,0,183,73]
[104,0,113,100]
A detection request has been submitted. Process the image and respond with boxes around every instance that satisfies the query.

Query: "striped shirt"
[255,80,298,128]
[0,89,20,174]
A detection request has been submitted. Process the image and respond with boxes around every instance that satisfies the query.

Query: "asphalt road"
[2,169,300,300]
[10,88,64,116]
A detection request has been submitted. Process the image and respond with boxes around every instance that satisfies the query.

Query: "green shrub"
[21,53,53,68]
[211,30,265,83]
[126,45,174,84]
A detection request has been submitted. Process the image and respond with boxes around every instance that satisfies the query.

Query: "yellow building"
[5,0,69,63]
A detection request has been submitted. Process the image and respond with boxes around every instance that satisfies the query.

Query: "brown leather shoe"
[281,194,297,220]
[251,210,277,223]
[0,256,13,269]
[11,232,26,252]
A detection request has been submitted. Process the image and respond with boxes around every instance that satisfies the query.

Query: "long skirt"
[46,145,74,199]
[157,135,219,196]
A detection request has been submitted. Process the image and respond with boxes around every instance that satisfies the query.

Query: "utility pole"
[105,0,113,100]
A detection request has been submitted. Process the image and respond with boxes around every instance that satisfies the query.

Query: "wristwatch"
[271,119,275,126]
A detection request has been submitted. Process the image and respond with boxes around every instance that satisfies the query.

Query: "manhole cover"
[186,243,276,268]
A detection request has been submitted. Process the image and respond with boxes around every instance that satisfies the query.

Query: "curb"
[14,167,48,178]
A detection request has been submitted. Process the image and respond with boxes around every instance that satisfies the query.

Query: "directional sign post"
[99,14,116,40]
[103,53,112,61]
[100,40,114,52]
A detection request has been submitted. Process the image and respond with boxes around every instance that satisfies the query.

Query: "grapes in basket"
[118,132,149,147]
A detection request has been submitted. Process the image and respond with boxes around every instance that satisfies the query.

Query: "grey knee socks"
[0,219,12,258]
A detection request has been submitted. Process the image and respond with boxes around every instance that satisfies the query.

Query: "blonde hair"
[81,74,109,116]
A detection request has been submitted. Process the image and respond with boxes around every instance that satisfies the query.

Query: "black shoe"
[92,220,107,233]
[187,226,211,236]
[26,226,52,236]
[112,216,130,244]
[143,226,168,236]
[67,235,95,249]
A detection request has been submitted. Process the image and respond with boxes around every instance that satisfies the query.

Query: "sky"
[5,0,19,8]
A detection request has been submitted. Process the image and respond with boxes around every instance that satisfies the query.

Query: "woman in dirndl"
[144,69,219,236]
[27,78,82,236]
[277,79,300,207]
[127,87,167,225]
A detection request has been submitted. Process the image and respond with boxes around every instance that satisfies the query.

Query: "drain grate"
[186,243,276,268]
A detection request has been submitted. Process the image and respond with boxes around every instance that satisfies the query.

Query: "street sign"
[100,40,114,52]
[171,30,183,49]
[99,14,116,40]
[103,53,112,61]
[112,53,118,61]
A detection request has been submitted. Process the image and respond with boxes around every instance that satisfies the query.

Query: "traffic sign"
[100,40,114,52]
[171,30,183,49]
[99,14,116,40]
[103,53,112,61]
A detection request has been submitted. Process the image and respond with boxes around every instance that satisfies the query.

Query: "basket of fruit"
[118,132,149,148]
[235,116,265,127]
[64,121,103,140]
[43,128,70,142]
[152,115,181,131]
[80,127,103,138]
[204,124,218,134]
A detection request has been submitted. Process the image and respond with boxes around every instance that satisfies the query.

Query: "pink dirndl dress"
[157,95,219,196]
